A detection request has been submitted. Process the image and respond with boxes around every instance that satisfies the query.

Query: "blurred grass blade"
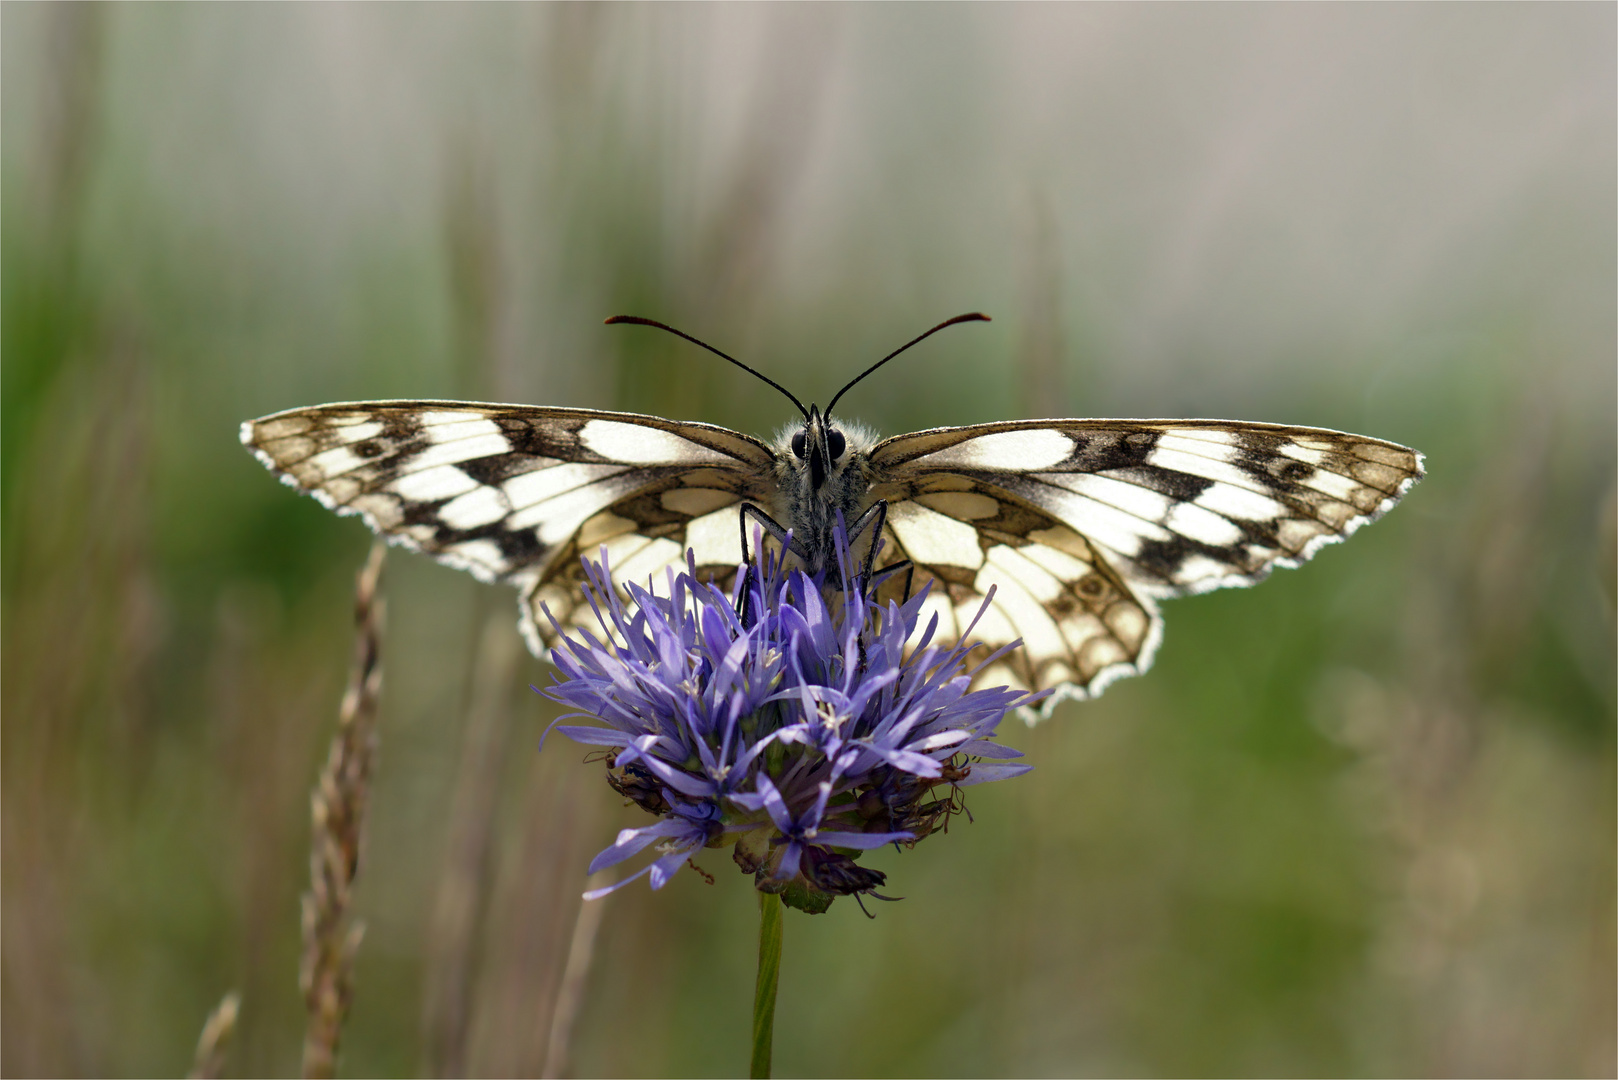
[423,609,520,1077]
[541,873,611,1079]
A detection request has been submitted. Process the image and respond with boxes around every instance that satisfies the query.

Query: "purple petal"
[957,739,1023,759]
[952,761,1035,786]
[555,725,635,748]
[813,829,913,849]
[728,726,794,778]
[854,742,943,777]
[587,818,693,874]
[647,847,698,890]
[775,839,804,881]
[582,864,651,900]
[752,774,795,833]
[802,781,834,834]
[910,729,971,753]
[710,634,752,703]
[627,751,716,799]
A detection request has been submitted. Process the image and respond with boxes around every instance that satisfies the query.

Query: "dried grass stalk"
[300,543,386,1080]
[187,990,241,1080]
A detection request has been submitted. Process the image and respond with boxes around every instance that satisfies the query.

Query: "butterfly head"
[789,405,847,491]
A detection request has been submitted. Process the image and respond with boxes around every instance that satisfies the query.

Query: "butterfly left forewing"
[242,401,774,649]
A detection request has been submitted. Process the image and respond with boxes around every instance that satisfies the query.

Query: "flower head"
[540,526,1042,912]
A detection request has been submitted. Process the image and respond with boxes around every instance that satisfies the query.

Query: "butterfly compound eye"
[791,431,807,459]
[828,430,846,459]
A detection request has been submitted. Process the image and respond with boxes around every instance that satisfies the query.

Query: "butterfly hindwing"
[517,472,761,654]
[868,479,1160,701]
[242,402,773,645]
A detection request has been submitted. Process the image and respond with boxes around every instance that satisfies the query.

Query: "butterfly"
[242,313,1424,715]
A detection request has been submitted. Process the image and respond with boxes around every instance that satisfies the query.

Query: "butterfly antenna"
[825,313,990,418]
[605,315,810,421]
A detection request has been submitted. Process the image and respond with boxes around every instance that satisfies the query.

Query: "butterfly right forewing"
[866,418,1423,707]
[872,418,1423,595]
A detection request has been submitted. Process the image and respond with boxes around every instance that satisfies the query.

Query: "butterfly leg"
[738,503,802,565]
[845,501,914,601]
[737,503,802,625]
[870,559,916,603]
[844,499,895,590]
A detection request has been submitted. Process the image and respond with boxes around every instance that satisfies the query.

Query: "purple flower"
[540,526,1043,913]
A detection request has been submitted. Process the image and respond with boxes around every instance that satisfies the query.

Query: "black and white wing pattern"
[241,402,774,654]
[866,420,1424,706]
[245,402,1423,714]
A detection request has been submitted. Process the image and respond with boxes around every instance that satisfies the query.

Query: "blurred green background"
[4,4,1613,1077]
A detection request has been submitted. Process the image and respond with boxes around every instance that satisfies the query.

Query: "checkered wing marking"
[869,419,1424,704]
[240,402,774,652]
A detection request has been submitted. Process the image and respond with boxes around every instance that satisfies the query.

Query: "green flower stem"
[750,891,785,1079]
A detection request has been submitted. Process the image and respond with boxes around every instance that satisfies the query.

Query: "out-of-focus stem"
[186,991,240,1080]
[423,610,520,1077]
[300,543,386,1080]
[1017,188,1066,419]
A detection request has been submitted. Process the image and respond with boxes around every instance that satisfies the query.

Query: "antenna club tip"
[604,315,632,325]
[961,312,991,322]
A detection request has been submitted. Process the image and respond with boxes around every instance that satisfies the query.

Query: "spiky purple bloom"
[540,528,1042,913]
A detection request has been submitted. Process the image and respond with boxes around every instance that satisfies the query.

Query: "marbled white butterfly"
[242,314,1423,714]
